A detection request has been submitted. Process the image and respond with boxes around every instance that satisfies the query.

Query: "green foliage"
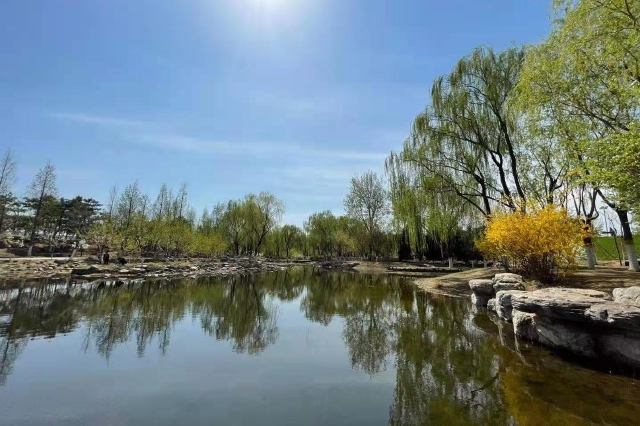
[591,125,640,214]
[593,236,640,261]
[85,183,285,259]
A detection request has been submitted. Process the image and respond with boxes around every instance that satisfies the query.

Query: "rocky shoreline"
[470,273,640,371]
[0,257,300,285]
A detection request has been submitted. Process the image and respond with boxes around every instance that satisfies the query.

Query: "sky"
[0,0,553,225]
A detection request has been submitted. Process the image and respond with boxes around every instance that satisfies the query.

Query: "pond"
[0,268,638,426]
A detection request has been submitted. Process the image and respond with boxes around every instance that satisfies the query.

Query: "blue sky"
[0,0,552,225]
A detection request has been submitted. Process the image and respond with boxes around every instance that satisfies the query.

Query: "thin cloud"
[130,132,387,162]
[51,111,389,162]
[50,112,150,128]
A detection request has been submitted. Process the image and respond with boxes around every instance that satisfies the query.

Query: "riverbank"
[413,265,640,298]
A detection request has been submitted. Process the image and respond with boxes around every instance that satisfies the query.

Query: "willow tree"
[394,47,528,222]
[386,154,431,259]
[244,192,285,256]
[517,0,640,270]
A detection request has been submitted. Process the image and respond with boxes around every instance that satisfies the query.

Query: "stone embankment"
[470,273,640,370]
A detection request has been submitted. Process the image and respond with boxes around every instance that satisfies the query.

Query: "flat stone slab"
[510,288,610,322]
[613,287,640,307]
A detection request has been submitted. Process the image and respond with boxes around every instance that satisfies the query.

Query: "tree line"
[0,152,402,260]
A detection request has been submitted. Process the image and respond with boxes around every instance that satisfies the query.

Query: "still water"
[0,268,638,426]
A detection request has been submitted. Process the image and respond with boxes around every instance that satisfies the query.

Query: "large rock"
[494,281,525,292]
[513,310,538,341]
[71,266,100,275]
[535,317,597,358]
[487,298,497,312]
[469,279,494,295]
[495,290,527,322]
[510,288,610,322]
[471,292,491,307]
[599,334,640,367]
[493,273,523,283]
[508,287,640,368]
[584,302,640,332]
[612,287,640,307]
[512,310,595,357]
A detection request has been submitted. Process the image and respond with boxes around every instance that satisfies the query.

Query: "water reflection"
[0,268,639,425]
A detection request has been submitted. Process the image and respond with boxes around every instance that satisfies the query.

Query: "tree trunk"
[584,236,596,270]
[448,257,454,268]
[27,245,33,257]
[616,209,639,271]
[70,240,80,258]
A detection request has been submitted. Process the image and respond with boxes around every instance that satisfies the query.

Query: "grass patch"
[594,236,640,261]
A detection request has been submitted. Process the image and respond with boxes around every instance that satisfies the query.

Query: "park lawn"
[594,236,640,261]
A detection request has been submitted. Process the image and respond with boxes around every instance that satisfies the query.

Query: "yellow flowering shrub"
[476,204,584,283]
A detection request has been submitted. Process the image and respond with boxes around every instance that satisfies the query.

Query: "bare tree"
[0,149,17,232]
[344,171,389,259]
[25,161,57,256]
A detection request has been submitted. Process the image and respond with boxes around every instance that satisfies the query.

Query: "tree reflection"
[1,269,639,425]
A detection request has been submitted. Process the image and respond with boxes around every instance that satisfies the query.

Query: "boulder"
[493,273,523,283]
[584,303,640,332]
[469,279,494,295]
[513,310,538,341]
[487,298,497,312]
[495,290,527,322]
[535,317,597,358]
[510,288,609,322]
[471,292,491,307]
[493,281,525,292]
[599,334,640,368]
[71,266,100,275]
[505,287,640,368]
[612,287,640,307]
